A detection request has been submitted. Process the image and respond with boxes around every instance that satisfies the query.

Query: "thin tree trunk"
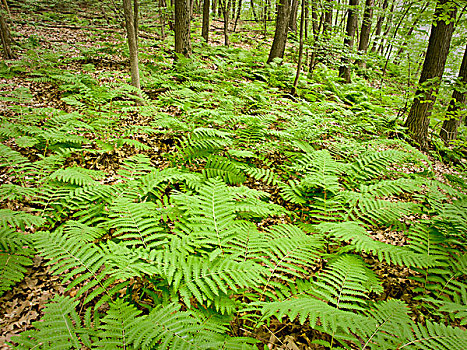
[234,0,242,31]
[322,0,333,37]
[356,0,374,68]
[338,0,359,83]
[289,0,299,32]
[370,0,387,52]
[250,0,258,21]
[404,0,457,149]
[311,0,319,36]
[212,0,217,14]
[267,0,292,63]
[133,0,139,44]
[440,41,467,143]
[376,0,396,55]
[2,0,10,16]
[219,0,230,46]
[123,0,142,102]
[202,0,210,42]
[175,0,192,56]
[292,0,306,95]
[393,1,429,64]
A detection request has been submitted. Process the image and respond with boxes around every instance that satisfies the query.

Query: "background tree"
[219,0,230,46]
[292,0,306,95]
[356,0,374,68]
[122,0,142,102]
[338,0,359,83]
[0,3,14,59]
[202,0,210,42]
[322,0,334,37]
[370,0,388,53]
[404,0,457,149]
[288,0,299,32]
[440,41,467,143]
[175,0,192,56]
[267,0,292,63]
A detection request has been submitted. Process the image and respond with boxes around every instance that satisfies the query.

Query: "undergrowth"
[0,11,466,350]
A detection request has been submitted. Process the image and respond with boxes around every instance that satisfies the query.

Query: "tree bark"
[404,0,457,149]
[356,0,374,68]
[292,0,306,95]
[219,0,230,46]
[122,0,142,102]
[288,0,299,32]
[0,3,14,59]
[338,0,359,83]
[175,0,192,56]
[440,41,467,143]
[202,0,210,42]
[311,0,319,36]
[234,0,242,31]
[376,0,396,55]
[267,0,292,63]
[322,0,333,37]
[370,0,388,52]
[250,0,258,21]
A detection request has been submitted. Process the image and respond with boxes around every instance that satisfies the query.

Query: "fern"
[49,167,104,186]
[400,321,467,350]
[12,295,83,350]
[318,221,435,268]
[0,209,45,230]
[35,231,128,309]
[202,156,246,185]
[0,228,34,294]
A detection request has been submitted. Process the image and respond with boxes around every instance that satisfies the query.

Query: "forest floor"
[1,4,466,350]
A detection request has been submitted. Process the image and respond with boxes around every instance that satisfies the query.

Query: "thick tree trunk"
[404,0,457,149]
[292,0,306,95]
[123,0,142,102]
[175,0,192,56]
[440,41,467,143]
[356,0,374,68]
[338,0,359,83]
[267,0,292,63]
[370,0,388,52]
[288,0,299,32]
[202,0,210,42]
[0,6,14,59]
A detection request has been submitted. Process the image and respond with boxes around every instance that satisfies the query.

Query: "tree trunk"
[440,41,467,143]
[175,0,192,57]
[267,0,292,63]
[393,1,429,65]
[376,0,396,55]
[123,0,142,103]
[292,0,306,95]
[322,0,333,37]
[311,0,319,36]
[219,0,230,46]
[212,0,217,15]
[202,0,210,42]
[288,0,299,32]
[1,0,10,16]
[250,0,258,21]
[404,0,457,149]
[370,0,387,52]
[0,6,14,59]
[356,0,374,68]
[234,0,242,31]
[338,0,359,83]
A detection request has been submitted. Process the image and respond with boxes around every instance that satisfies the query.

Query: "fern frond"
[0,209,45,230]
[49,167,104,186]
[202,156,246,185]
[0,184,36,201]
[311,255,382,311]
[13,295,82,350]
[243,166,280,185]
[0,228,33,294]
[348,150,406,182]
[319,222,435,268]
[400,321,467,350]
[35,231,127,309]
[105,198,168,249]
